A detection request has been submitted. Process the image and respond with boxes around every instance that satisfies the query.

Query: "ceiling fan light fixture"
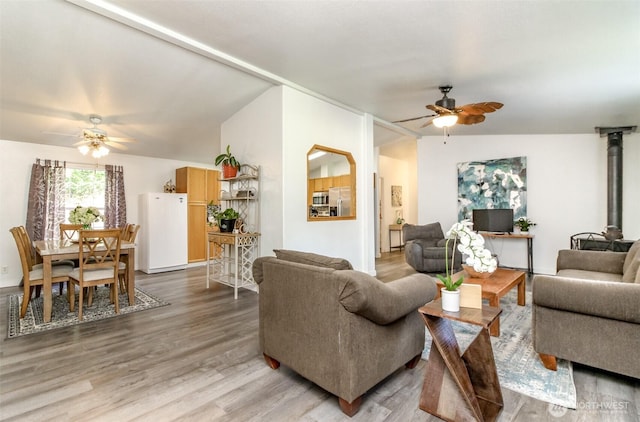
[95,145,109,158]
[78,141,109,158]
[78,145,90,155]
[432,114,458,128]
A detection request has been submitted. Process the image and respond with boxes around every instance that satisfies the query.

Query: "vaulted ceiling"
[1,0,639,163]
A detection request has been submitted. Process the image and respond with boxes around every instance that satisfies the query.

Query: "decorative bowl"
[462,264,495,279]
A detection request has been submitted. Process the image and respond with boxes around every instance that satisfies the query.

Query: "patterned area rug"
[422,290,577,409]
[7,286,169,338]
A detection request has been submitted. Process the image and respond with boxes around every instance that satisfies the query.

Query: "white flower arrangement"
[438,219,498,290]
[447,219,498,273]
[69,206,103,226]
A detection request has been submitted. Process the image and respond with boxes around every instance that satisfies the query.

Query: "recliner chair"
[403,222,462,273]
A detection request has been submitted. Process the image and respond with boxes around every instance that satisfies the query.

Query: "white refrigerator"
[139,193,188,274]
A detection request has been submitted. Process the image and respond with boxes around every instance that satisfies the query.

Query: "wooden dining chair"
[118,224,140,293]
[18,225,73,295]
[120,223,133,239]
[68,229,122,321]
[10,227,74,318]
[60,223,83,243]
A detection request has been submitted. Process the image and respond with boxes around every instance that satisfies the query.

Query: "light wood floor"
[1,251,638,421]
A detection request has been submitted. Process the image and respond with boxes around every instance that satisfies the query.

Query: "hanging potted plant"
[215,207,240,233]
[215,145,240,179]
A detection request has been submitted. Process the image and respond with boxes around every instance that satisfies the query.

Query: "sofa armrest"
[532,274,640,323]
[338,271,437,325]
[557,249,626,274]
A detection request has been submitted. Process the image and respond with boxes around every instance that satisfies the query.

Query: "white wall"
[378,154,417,252]
[0,139,215,288]
[417,133,640,275]
[282,87,373,273]
[221,86,376,274]
[221,86,284,258]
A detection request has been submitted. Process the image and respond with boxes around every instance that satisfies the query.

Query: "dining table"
[34,239,136,323]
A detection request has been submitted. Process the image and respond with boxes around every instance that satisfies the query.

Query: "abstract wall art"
[457,156,527,220]
[391,185,402,207]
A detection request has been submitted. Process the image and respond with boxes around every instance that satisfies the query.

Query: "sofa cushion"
[337,271,435,325]
[402,222,444,243]
[557,269,623,283]
[623,240,640,275]
[533,275,640,324]
[622,254,640,283]
[273,249,353,270]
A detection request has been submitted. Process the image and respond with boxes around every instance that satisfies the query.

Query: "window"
[64,166,105,227]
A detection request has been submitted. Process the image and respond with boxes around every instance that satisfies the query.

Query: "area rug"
[7,287,169,338]
[422,291,577,409]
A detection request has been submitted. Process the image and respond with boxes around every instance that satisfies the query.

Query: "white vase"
[441,288,460,312]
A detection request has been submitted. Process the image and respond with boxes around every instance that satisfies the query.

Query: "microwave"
[312,191,329,205]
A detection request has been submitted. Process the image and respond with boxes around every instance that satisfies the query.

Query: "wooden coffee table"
[435,267,526,336]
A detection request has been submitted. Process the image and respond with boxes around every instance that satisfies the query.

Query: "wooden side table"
[418,299,503,422]
[388,224,404,251]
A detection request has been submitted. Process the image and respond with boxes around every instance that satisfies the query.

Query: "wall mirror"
[307,144,356,221]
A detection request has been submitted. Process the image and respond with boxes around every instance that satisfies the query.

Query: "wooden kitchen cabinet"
[176,167,220,263]
[310,175,351,192]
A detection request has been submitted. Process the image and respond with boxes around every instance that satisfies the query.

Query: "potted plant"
[215,144,240,179]
[514,217,536,233]
[437,220,498,311]
[437,223,465,312]
[215,207,240,233]
[207,201,221,228]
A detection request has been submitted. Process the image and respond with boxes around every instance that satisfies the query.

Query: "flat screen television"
[472,208,514,233]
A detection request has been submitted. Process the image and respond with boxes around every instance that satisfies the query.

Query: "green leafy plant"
[207,201,221,227]
[514,217,536,231]
[436,231,464,291]
[215,207,239,221]
[214,145,240,168]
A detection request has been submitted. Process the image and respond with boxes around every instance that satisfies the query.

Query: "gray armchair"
[403,222,462,273]
[253,249,438,416]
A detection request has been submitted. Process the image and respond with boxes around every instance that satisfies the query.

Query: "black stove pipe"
[607,131,623,230]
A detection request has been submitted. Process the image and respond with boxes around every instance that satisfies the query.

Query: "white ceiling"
[1,0,639,163]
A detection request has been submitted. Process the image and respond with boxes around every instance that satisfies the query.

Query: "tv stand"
[480,231,534,274]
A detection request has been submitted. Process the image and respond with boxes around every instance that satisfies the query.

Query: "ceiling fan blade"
[72,140,90,146]
[107,136,136,143]
[420,118,434,128]
[392,114,436,123]
[456,113,486,125]
[427,104,455,115]
[105,141,128,150]
[42,131,80,138]
[457,102,503,115]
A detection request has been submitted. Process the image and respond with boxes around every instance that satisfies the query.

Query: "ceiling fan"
[72,115,134,157]
[394,85,503,128]
[45,114,135,157]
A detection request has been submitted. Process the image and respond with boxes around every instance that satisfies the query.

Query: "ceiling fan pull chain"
[443,126,449,144]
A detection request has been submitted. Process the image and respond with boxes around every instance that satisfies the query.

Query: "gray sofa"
[403,222,462,273]
[532,240,640,379]
[252,249,437,416]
